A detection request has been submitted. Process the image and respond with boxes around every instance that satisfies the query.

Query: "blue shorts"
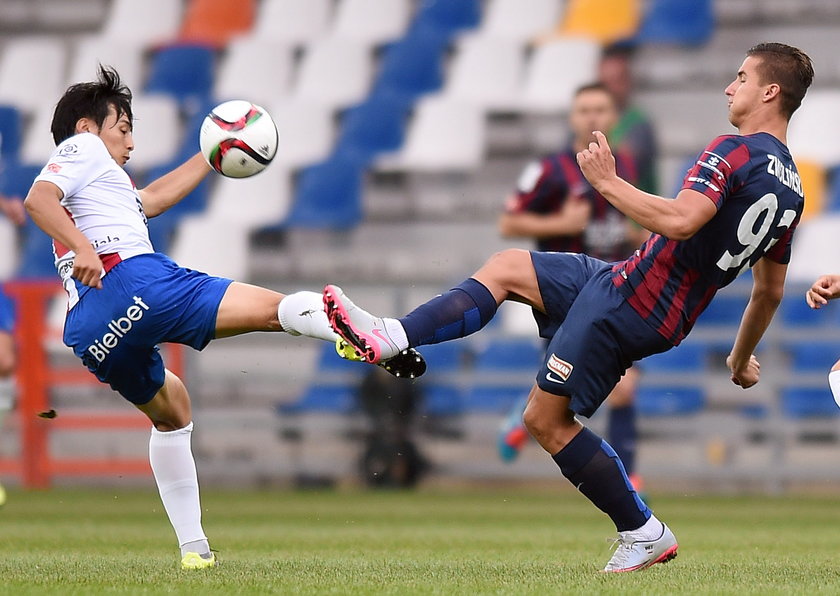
[0,286,15,334]
[63,253,233,405]
[530,251,671,417]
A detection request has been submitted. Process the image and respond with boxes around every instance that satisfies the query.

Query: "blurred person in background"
[325,43,813,572]
[497,83,648,495]
[805,275,840,408]
[0,192,25,507]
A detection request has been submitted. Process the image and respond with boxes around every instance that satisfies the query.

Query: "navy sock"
[552,428,650,532]
[608,405,637,476]
[399,278,498,347]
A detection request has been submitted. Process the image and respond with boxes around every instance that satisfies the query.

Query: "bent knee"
[484,248,532,276]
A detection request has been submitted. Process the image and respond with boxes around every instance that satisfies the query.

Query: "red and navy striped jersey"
[612,132,804,345]
[506,147,638,260]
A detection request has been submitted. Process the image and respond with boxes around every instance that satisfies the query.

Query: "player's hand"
[805,274,840,308]
[72,246,104,289]
[576,131,617,191]
[0,196,26,226]
[726,353,760,388]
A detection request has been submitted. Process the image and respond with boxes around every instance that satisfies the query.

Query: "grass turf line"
[1,488,840,594]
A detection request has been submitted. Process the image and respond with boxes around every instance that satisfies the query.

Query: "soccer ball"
[199,100,278,178]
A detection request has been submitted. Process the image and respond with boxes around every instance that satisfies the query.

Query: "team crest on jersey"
[546,354,573,382]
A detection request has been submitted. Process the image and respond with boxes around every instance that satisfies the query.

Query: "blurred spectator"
[355,366,427,488]
[598,42,659,194]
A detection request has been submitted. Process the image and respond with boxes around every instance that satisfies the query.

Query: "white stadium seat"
[252,0,332,45]
[479,0,564,42]
[0,37,67,115]
[214,38,296,108]
[0,219,17,280]
[67,36,145,92]
[332,0,412,46]
[100,0,184,46]
[125,94,181,171]
[269,100,334,169]
[377,96,486,172]
[519,37,600,114]
[786,214,840,284]
[20,105,57,166]
[202,164,292,228]
[293,38,373,110]
[787,90,840,167]
[442,35,525,112]
[170,217,250,280]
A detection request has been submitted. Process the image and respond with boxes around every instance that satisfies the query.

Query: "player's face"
[725,56,765,127]
[90,104,134,166]
[569,90,617,146]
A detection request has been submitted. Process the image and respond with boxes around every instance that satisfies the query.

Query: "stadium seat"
[419,342,472,373]
[421,384,464,417]
[782,341,840,372]
[0,37,67,115]
[786,214,840,284]
[179,0,256,47]
[332,0,412,47]
[441,35,525,112]
[252,0,333,46]
[794,158,826,220]
[559,0,641,45]
[519,38,601,114]
[202,164,292,228]
[316,342,367,374]
[636,386,705,417]
[170,217,249,279]
[641,342,706,372]
[778,293,837,328]
[0,217,17,280]
[478,0,562,43]
[283,156,363,229]
[634,0,714,46]
[695,294,748,326]
[376,97,486,173]
[19,105,57,166]
[0,105,23,164]
[144,44,217,115]
[780,387,839,419]
[293,38,374,111]
[370,25,449,106]
[278,385,358,415]
[787,90,840,168]
[333,96,409,165]
[17,215,58,279]
[412,0,481,40]
[101,0,184,46]
[213,38,295,108]
[125,94,182,172]
[474,338,543,371]
[270,100,334,169]
[67,36,145,92]
[462,386,527,414]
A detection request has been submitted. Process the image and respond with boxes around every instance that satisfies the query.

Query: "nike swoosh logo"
[372,328,391,346]
[545,371,566,384]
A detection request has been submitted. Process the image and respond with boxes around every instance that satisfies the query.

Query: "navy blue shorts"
[63,253,233,405]
[530,251,671,417]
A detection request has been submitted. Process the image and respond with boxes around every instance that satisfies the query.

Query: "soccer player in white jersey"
[23,66,423,569]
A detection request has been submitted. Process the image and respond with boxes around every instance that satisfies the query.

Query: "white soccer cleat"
[602,520,678,573]
[323,285,402,364]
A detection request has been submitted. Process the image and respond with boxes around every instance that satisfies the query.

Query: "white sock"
[277,291,338,342]
[149,422,210,556]
[630,514,664,539]
[829,370,840,407]
[383,317,409,351]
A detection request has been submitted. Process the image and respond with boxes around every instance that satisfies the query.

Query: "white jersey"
[35,132,154,307]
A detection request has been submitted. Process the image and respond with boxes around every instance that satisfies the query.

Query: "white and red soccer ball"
[199,100,278,178]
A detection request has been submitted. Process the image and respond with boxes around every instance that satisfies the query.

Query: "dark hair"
[600,41,637,61]
[50,64,133,144]
[574,82,617,104]
[746,43,814,119]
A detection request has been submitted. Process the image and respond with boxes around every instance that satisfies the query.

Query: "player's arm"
[806,274,840,308]
[577,131,717,240]
[498,195,591,239]
[23,181,103,288]
[726,257,788,388]
[137,153,211,218]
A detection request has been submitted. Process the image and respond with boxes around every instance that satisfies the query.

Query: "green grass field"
[2,486,840,595]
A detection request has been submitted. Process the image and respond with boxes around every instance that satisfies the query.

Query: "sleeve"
[505,157,567,215]
[681,135,752,209]
[34,133,111,200]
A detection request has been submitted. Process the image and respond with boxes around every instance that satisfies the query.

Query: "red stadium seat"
[179,0,256,47]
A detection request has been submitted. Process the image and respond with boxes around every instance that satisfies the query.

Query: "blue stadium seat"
[144,43,216,114]
[474,338,543,371]
[0,105,23,164]
[277,385,357,415]
[779,294,836,328]
[334,96,409,165]
[634,0,714,46]
[316,341,368,374]
[641,342,706,372]
[421,384,464,417]
[695,294,747,326]
[783,341,840,372]
[420,342,471,372]
[17,216,56,278]
[781,387,839,419]
[283,156,363,228]
[413,0,481,39]
[463,386,526,414]
[370,24,448,106]
[636,386,704,417]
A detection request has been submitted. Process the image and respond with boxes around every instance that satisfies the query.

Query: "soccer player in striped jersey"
[325,43,813,572]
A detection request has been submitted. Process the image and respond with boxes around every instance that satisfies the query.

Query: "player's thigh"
[215,281,285,338]
[136,369,192,431]
[607,366,639,407]
[473,248,544,309]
